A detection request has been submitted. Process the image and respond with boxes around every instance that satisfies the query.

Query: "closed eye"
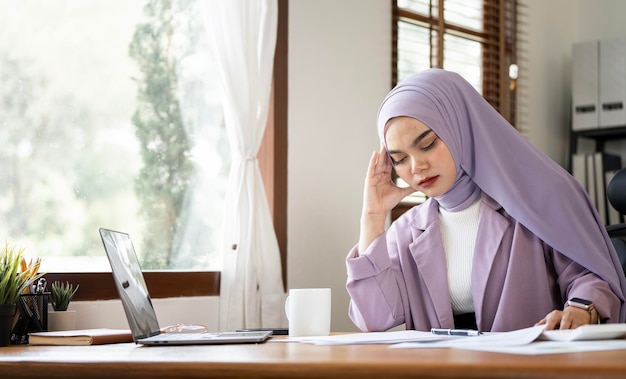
[421,137,437,152]
[390,155,407,166]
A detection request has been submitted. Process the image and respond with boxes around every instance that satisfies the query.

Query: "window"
[393,0,518,123]
[0,0,288,299]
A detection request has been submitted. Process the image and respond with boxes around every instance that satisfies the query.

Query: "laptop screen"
[99,228,161,341]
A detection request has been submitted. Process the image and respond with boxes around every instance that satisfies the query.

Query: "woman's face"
[385,116,457,198]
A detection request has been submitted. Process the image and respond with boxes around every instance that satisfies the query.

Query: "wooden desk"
[1,338,626,379]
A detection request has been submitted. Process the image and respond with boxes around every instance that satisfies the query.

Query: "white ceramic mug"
[284,288,331,337]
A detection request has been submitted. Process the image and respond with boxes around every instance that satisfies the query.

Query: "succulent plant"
[50,281,79,311]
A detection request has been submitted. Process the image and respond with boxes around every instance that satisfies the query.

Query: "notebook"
[99,227,272,345]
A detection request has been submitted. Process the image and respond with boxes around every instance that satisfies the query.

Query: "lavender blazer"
[346,194,621,332]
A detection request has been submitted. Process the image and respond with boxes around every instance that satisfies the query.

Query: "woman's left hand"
[535,306,597,330]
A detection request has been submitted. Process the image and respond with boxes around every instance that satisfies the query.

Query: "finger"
[561,309,576,329]
[378,144,392,169]
[367,149,386,179]
[371,147,385,171]
[542,311,562,331]
[367,150,378,175]
[379,143,386,155]
[558,317,572,330]
[562,307,589,329]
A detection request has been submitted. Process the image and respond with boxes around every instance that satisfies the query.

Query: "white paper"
[391,325,545,349]
[283,330,459,345]
[540,323,626,341]
[453,340,626,355]
[391,325,626,354]
[281,324,626,354]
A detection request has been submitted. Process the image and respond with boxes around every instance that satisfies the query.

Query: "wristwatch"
[566,297,598,323]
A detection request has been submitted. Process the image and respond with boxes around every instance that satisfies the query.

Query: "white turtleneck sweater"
[438,198,481,315]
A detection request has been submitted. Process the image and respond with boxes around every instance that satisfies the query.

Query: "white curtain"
[202,0,284,329]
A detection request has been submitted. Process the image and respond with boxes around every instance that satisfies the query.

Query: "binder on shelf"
[572,40,600,131]
[572,153,587,189]
[586,154,597,209]
[593,152,622,225]
[600,38,626,128]
[571,38,626,224]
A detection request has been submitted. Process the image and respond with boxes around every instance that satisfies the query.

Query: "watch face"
[569,297,592,306]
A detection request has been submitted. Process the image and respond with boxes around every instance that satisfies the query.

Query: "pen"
[431,328,482,336]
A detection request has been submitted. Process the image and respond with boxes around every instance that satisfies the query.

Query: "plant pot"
[0,304,17,347]
[47,310,76,331]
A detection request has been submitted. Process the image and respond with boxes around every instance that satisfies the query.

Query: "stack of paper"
[284,324,626,355]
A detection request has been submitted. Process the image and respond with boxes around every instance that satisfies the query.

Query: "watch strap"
[566,298,599,323]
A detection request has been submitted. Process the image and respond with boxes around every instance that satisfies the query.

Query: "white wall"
[522,0,576,165]
[72,0,626,334]
[287,0,391,332]
[575,0,626,39]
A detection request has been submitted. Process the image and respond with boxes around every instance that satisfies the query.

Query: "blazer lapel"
[471,194,509,328]
[409,199,455,327]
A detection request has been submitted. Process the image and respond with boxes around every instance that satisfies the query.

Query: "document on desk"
[391,325,626,355]
[284,330,456,345]
[285,324,626,353]
[392,325,544,349]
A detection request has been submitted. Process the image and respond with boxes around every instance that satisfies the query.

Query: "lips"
[418,176,438,188]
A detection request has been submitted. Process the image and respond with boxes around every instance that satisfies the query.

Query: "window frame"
[46,0,289,301]
[392,0,517,123]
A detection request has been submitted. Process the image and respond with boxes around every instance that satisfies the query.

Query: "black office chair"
[607,168,626,276]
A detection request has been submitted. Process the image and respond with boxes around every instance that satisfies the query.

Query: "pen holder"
[10,293,49,344]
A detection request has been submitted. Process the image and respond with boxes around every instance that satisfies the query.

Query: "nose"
[411,155,428,174]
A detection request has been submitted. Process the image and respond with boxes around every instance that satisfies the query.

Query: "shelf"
[572,125,626,139]
[569,126,626,171]
[569,125,625,226]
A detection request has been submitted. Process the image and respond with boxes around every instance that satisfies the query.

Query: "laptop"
[99,227,272,345]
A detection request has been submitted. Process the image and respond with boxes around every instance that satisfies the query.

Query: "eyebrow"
[387,130,433,155]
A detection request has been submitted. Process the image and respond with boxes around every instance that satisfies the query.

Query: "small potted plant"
[50,281,79,312]
[48,281,79,331]
[0,242,43,346]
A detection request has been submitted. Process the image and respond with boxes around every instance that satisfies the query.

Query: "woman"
[346,69,626,332]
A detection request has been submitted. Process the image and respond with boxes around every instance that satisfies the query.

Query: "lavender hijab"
[378,69,626,321]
